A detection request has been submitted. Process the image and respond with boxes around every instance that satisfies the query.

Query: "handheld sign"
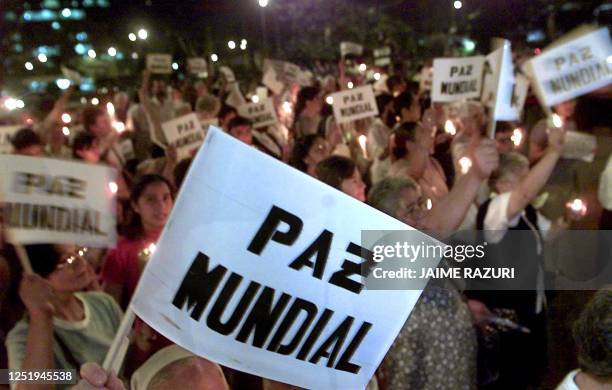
[340,41,364,58]
[219,66,236,83]
[432,55,485,102]
[0,155,117,247]
[187,58,208,75]
[118,138,135,162]
[130,127,435,389]
[61,66,82,85]
[562,130,597,162]
[162,113,204,161]
[262,66,285,95]
[374,47,392,67]
[237,99,278,129]
[0,125,21,153]
[147,54,173,74]
[331,85,379,125]
[525,27,612,107]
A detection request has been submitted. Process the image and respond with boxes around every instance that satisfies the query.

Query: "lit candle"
[107,102,115,117]
[137,243,157,272]
[511,128,523,147]
[61,113,72,124]
[551,113,563,128]
[566,198,587,217]
[426,198,433,210]
[282,101,292,114]
[459,156,472,174]
[108,181,118,194]
[358,135,368,159]
[112,121,126,133]
[444,120,457,136]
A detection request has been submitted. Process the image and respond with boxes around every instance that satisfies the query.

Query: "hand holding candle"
[566,197,587,220]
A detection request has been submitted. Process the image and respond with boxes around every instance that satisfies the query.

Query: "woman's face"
[133,182,173,231]
[76,141,100,163]
[304,138,330,167]
[340,168,366,202]
[554,100,576,119]
[396,188,426,228]
[47,245,92,293]
[306,95,323,115]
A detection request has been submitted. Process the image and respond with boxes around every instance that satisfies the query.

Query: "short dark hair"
[82,106,106,133]
[390,122,418,160]
[217,104,237,121]
[495,121,514,134]
[11,128,42,150]
[25,244,61,278]
[375,93,394,115]
[393,91,415,114]
[386,75,405,92]
[572,288,612,378]
[291,134,324,172]
[227,116,252,132]
[315,156,356,189]
[72,131,96,159]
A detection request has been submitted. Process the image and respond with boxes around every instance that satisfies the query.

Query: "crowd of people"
[0,47,611,390]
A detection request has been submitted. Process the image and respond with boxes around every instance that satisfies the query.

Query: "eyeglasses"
[402,197,428,215]
[56,253,84,271]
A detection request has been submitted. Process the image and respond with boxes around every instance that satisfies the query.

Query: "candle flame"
[459,156,472,174]
[444,120,457,135]
[552,114,563,128]
[109,181,118,194]
[511,128,523,147]
[567,198,587,216]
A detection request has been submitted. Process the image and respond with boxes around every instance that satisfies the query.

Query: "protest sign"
[0,155,117,247]
[511,73,530,118]
[340,41,364,57]
[162,113,204,161]
[238,99,278,129]
[262,66,285,95]
[374,47,392,67]
[220,66,236,83]
[485,41,520,124]
[432,55,485,102]
[187,58,208,75]
[0,125,20,153]
[61,66,82,84]
[526,27,612,107]
[131,126,435,389]
[118,138,135,162]
[146,54,173,74]
[225,82,247,108]
[331,85,379,124]
[562,130,597,162]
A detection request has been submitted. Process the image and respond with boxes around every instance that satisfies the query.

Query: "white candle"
[511,128,523,147]
[444,119,457,135]
[459,156,472,174]
[552,113,563,128]
[358,135,368,159]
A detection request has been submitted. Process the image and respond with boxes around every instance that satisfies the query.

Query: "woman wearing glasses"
[5,244,122,390]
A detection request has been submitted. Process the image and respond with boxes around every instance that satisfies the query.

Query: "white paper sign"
[61,66,82,84]
[219,66,236,83]
[238,99,278,129]
[0,125,21,153]
[262,66,285,95]
[188,58,208,75]
[119,138,135,162]
[331,85,379,124]
[340,41,364,57]
[527,27,612,107]
[511,73,530,118]
[486,42,520,121]
[162,113,204,161]
[0,155,117,247]
[131,127,431,389]
[562,130,597,162]
[147,54,173,74]
[432,55,485,102]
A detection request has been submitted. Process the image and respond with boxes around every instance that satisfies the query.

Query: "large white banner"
[0,125,21,153]
[237,99,278,129]
[331,85,379,124]
[0,155,117,247]
[162,113,205,161]
[432,55,485,102]
[526,27,612,107]
[131,127,435,389]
